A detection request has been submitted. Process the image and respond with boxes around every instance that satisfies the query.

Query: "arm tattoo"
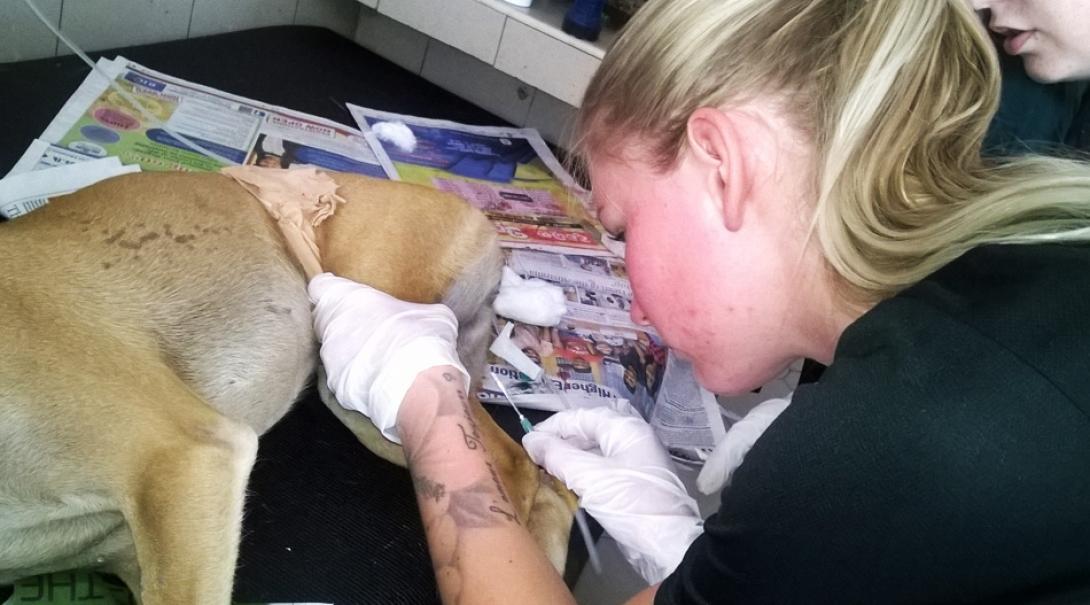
[458,423,483,450]
[446,479,516,529]
[485,461,510,505]
[407,380,522,604]
[413,473,446,504]
[434,373,468,417]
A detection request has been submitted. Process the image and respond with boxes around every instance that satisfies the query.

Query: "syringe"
[490,371,534,434]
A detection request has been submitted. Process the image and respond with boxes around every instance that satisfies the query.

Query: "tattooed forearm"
[402,372,524,604]
[399,366,576,605]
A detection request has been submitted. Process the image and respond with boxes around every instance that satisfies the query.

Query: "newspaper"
[0,155,140,219]
[651,353,727,451]
[505,249,637,330]
[480,247,729,450]
[36,57,392,178]
[0,139,142,219]
[7,139,98,176]
[347,105,611,256]
[478,317,666,413]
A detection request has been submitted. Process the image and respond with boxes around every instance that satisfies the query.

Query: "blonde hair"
[578,0,1090,303]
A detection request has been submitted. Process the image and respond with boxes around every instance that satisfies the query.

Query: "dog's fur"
[0,171,575,603]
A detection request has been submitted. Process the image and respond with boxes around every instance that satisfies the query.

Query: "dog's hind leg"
[105,369,257,605]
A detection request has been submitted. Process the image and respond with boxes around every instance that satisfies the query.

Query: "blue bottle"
[562,0,607,42]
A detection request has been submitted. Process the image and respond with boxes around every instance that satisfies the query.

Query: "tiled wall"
[1,0,575,144]
[1,0,361,63]
[354,7,577,146]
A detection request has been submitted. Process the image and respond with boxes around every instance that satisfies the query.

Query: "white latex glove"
[696,396,791,495]
[309,273,469,444]
[523,406,703,584]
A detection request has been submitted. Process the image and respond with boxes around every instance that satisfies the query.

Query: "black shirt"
[985,50,1090,155]
[657,244,1090,604]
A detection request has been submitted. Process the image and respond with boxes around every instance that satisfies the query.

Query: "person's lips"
[1003,29,1034,55]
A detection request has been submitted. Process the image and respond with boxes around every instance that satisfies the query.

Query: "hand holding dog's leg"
[312,274,574,601]
[399,366,575,605]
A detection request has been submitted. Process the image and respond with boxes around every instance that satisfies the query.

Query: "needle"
[490,370,534,434]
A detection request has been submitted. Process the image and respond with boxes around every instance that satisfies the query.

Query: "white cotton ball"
[493,266,567,327]
[372,121,417,153]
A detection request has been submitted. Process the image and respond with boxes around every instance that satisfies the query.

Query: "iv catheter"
[490,371,535,434]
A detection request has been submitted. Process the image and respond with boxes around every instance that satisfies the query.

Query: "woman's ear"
[686,107,751,232]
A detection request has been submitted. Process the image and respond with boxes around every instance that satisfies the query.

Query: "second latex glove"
[309,273,469,443]
[696,395,791,494]
[523,406,703,584]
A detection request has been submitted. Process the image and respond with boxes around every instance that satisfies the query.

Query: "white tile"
[59,0,194,53]
[295,0,361,39]
[353,7,427,74]
[188,0,296,38]
[420,40,532,126]
[496,17,599,107]
[0,0,62,62]
[525,90,576,147]
[378,0,504,64]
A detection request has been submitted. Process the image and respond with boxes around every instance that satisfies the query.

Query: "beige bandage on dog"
[221,166,346,279]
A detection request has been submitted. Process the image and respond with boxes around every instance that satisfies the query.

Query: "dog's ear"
[317,174,497,304]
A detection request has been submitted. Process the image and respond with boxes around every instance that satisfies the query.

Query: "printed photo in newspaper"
[347,105,611,256]
[479,317,730,453]
[479,318,667,418]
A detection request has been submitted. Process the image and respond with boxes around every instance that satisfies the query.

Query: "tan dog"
[0,171,575,603]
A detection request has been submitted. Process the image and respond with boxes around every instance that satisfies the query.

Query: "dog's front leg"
[120,407,258,604]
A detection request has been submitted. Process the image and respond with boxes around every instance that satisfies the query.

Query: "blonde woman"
[310,0,1090,603]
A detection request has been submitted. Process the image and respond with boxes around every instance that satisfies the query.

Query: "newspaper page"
[478,317,730,451]
[477,317,669,415]
[6,139,98,176]
[650,353,727,452]
[346,105,611,256]
[485,249,729,450]
[505,249,637,330]
[0,156,139,219]
[0,139,140,219]
[37,57,392,178]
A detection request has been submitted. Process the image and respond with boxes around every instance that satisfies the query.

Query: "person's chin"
[692,361,765,396]
[1022,55,1070,84]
